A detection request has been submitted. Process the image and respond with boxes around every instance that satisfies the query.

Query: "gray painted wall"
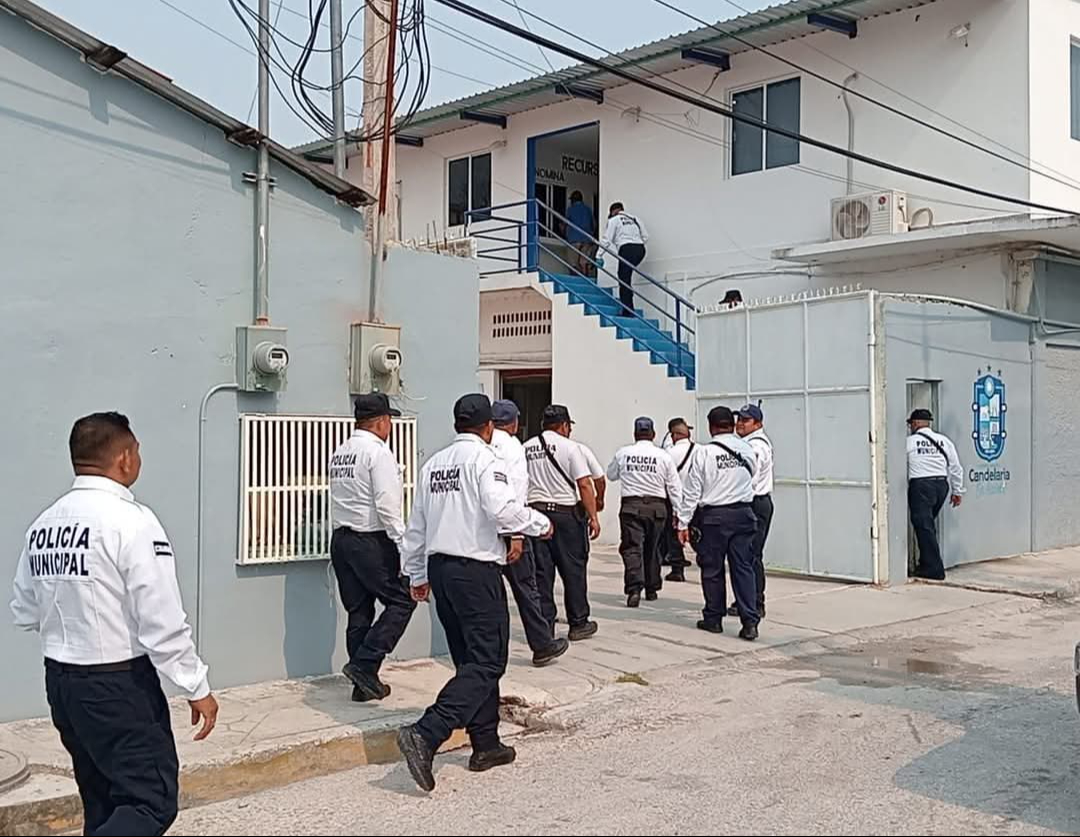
[881,300,1034,584]
[0,13,477,720]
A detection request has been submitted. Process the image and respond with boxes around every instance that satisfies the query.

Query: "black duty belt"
[530,502,578,514]
[701,502,753,511]
[909,476,948,483]
[45,656,149,674]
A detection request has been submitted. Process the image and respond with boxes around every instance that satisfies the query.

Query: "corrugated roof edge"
[293,0,927,157]
[0,0,374,206]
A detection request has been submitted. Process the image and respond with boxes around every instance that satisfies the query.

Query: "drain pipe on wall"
[254,0,271,325]
[842,73,858,195]
[194,382,239,654]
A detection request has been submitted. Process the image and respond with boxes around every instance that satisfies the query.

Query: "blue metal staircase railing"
[465,198,696,390]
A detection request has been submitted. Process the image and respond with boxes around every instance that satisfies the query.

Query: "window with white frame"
[731,77,801,175]
[238,414,417,565]
[1071,40,1080,140]
[448,152,492,226]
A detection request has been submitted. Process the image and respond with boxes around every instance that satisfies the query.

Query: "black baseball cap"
[354,393,401,421]
[454,393,493,426]
[668,417,693,431]
[541,404,574,425]
[908,408,933,423]
[634,416,654,434]
[707,405,735,427]
[736,404,764,422]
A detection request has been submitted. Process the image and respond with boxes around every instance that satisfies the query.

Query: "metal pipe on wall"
[195,383,239,653]
[842,73,858,195]
[255,0,271,324]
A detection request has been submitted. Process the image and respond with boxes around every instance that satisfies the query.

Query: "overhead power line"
[438,0,1075,216]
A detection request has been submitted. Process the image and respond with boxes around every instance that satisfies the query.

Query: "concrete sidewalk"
[935,546,1080,599]
[0,546,1056,835]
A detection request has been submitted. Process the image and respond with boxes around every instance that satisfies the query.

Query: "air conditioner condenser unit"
[830,190,908,241]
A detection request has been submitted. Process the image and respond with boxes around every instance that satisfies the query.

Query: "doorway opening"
[906,380,941,577]
[526,122,599,274]
[500,370,552,441]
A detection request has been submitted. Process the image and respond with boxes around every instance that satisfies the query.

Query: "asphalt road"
[172,598,1080,836]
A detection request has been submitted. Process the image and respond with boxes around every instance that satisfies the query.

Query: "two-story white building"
[300,0,1080,583]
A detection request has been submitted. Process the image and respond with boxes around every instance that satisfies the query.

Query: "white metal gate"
[238,414,418,566]
[695,292,881,582]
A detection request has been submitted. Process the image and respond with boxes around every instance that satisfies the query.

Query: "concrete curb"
[0,718,484,836]
[923,577,1080,601]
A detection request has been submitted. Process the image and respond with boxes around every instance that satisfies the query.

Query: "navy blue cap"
[908,408,933,423]
[668,417,693,431]
[492,399,520,425]
[355,393,401,421]
[736,403,764,422]
[634,416,654,434]
[454,393,493,426]
[541,404,574,425]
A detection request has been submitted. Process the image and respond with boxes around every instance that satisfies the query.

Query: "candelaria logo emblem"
[971,367,1006,462]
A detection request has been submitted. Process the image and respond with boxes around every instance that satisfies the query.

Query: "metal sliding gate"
[694,292,881,582]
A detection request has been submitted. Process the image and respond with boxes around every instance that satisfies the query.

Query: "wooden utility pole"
[362,0,399,321]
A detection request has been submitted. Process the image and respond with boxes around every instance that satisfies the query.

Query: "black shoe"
[532,637,570,667]
[645,590,658,601]
[352,682,391,702]
[727,604,740,617]
[696,620,723,634]
[627,592,641,608]
[739,623,759,642]
[913,569,946,581]
[468,743,517,773]
[568,621,598,641]
[344,664,389,702]
[396,725,436,792]
[665,570,686,582]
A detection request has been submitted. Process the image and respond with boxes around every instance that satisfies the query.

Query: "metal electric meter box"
[236,325,289,392]
[350,322,402,395]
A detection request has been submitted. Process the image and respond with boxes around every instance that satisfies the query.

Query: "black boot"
[739,623,759,642]
[627,591,641,608]
[468,743,517,772]
[344,664,389,702]
[396,725,436,792]
[532,637,570,667]
[696,620,723,634]
[665,569,686,582]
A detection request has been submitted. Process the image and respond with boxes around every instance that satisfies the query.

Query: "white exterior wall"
[395,0,1033,300]
[1028,0,1080,214]
[550,292,695,543]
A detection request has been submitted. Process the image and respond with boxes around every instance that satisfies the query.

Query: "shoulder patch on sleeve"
[153,540,173,557]
[493,471,508,484]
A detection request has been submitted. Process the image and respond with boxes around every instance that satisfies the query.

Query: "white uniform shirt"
[907,429,965,495]
[600,212,649,251]
[491,428,528,504]
[10,476,210,700]
[678,433,757,527]
[579,442,604,481]
[329,429,405,545]
[666,438,697,485]
[607,440,683,505]
[744,429,775,497]
[401,434,550,585]
[524,431,592,504]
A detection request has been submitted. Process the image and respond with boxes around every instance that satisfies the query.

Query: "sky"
[32,0,776,147]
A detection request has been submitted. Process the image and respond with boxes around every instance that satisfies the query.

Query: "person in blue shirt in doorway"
[565,191,596,277]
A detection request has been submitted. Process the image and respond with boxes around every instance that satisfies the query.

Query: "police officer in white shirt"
[906,409,965,580]
[490,400,569,667]
[10,412,218,835]
[662,417,696,582]
[607,417,683,607]
[734,403,774,620]
[579,441,607,513]
[396,394,552,792]
[329,393,417,703]
[678,406,761,641]
[524,405,601,642]
[599,201,649,315]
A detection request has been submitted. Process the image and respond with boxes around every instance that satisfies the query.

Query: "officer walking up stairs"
[396,394,553,793]
[607,417,683,607]
[10,412,218,836]
[677,406,761,641]
[524,405,601,642]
